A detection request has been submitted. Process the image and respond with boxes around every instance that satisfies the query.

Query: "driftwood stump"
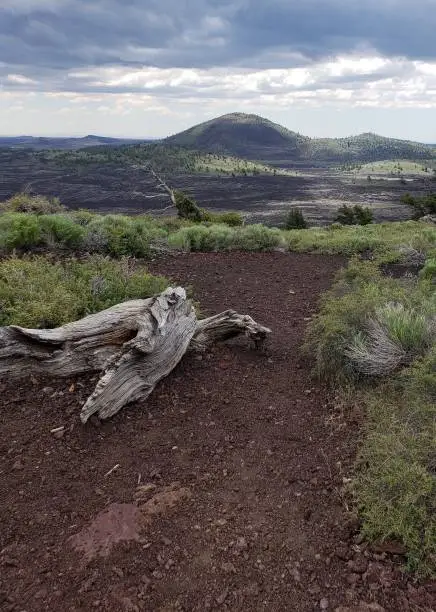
[0,287,270,422]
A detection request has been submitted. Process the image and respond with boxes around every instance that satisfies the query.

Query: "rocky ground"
[0,149,424,224]
[1,252,435,611]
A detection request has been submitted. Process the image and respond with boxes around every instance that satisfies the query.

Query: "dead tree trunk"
[0,287,270,422]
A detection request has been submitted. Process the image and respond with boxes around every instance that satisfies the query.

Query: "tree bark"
[0,287,270,422]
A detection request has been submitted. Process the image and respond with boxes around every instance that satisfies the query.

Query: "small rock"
[235,536,248,552]
[112,566,124,579]
[335,545,350,561]
[320,598,329,610]
[346,573,361,586]
[221,562,237,574]
[12,460,23,471]
[290,567,301,583]
[216,588,229,605]
[347,558,368,574]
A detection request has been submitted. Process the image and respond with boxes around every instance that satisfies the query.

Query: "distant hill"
[310,132,436,163]
[164,113,436,163]
[0,135,150,150]
[165,112,310,159]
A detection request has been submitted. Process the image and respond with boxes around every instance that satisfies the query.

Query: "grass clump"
[0,255,169,328]
[346,302,435,376]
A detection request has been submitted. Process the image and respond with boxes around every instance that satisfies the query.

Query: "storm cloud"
[1,0,435,81]
[1,0,435,139]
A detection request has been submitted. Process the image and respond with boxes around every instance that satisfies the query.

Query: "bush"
[235,224,284,251]
[0,255,169,328]
[285,208,308,230]
[353,205,374,226]
[0,213,42,250]
[306,255,436,574]
[84,215,166,257]
[420,257,436,282]
[401,193,436,219]
[168,224,234,251]
[334,204,373,226]
[39,214,85,248]
[200,210,244,227]
[168,223,284,252]
[1,193,65,214]
[174,190,202,221]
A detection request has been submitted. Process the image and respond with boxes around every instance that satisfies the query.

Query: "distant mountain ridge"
[164,113,436,163]
[0,135,150,150]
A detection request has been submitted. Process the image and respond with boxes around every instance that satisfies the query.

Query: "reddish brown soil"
[1,252,434,612]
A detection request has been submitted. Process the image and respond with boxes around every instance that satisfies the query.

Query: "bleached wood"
[0,287,271,421]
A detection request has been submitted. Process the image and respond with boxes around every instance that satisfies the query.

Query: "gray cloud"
[0,0,435,89]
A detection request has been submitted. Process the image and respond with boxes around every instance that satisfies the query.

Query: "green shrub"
[305,259,433,380]
[353,205,374,226]
[355,353,436,574]
[0,255,169,328]
[401,193,436,219]
[235,224,284,251]
[0,213,42,250]
[285,207,308,230]
[39,214,85,248]
[1,193,65,214]
[168,223,284,252]
[200,210,244,227]
[168,224,234,251]
[71,209,96,226]
[306,255,436,574]
[420,257,436,282]
[174,190,202,221]
[334,204,373,225]
[84,215,166,257]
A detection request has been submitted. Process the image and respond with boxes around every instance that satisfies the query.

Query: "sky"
[1,0,436,141]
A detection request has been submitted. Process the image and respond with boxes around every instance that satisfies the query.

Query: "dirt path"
[1,252,434,612]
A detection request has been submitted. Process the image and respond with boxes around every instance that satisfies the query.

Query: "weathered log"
[0,287,270,422]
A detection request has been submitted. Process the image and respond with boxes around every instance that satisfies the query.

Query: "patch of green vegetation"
[350,160,435,177]
[0,192,65,214]
[168,223,284,252]
[306,257,436,575]
[334,204,373,226]
[285,220,436,259]
[356,352,436,574]
[401,193,436,219]
[39,142,294,177]
[285,208,308,230]
[0,255,169,328]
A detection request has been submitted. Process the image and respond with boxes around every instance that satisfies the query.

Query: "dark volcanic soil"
[1,252,434,612]
[0,150,422,224]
